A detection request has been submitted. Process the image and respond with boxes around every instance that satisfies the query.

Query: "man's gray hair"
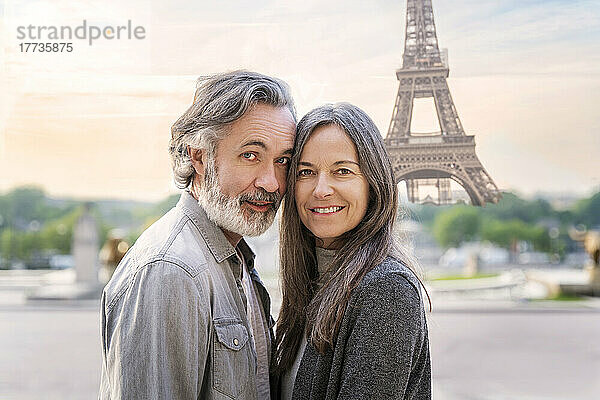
[169,70,297,189]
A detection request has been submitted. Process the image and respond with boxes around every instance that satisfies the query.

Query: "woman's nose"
[313,173,334,199]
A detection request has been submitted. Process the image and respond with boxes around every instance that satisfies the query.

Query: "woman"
[275,103,431,399]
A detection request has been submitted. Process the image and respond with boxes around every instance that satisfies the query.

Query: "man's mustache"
[239,189,281,209]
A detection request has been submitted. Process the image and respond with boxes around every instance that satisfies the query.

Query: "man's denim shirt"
[99,191,274,399]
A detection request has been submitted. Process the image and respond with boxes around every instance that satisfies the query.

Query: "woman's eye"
[297,169,313,177]
[241,152,257,161]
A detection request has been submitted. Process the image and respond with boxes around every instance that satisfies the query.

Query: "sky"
[1,0,599,201]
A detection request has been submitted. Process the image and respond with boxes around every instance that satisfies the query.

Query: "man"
[99,70,296,399]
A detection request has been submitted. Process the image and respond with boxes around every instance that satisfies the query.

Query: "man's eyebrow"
[240,141,293,157]
[241,140,267,150]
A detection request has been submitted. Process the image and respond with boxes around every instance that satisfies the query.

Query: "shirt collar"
[237,237,256,271]
[177,191,256,270]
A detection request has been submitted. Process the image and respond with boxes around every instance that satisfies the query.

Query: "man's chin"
[197,193,276,237]
[240,211,276,236]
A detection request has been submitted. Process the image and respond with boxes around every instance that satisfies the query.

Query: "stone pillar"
[584,231,600,296]
[73,203,99,284]
[463,252,479,278]
[27,203,102,301]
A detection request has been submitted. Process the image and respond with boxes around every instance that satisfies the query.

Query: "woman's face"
[294,124,370,249]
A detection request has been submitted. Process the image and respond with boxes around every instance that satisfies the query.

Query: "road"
[429,310,600,400]
[1,299,599,399]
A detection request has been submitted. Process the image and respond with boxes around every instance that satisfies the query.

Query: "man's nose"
[255,163,280,193]
[313,173,334,199]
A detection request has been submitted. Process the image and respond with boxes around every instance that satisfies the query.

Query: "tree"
[481,218,549,251]
[573,191,600,228]
[481,192,554,224]
[432,206,481,248]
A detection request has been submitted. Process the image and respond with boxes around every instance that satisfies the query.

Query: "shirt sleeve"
[101,261,209,399]
[336,272,430,400]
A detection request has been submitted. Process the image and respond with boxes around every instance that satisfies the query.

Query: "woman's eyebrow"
[332,160,360,166]
[298,160,359,167]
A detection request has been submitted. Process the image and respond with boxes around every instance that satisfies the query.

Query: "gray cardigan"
[291,257,431,399]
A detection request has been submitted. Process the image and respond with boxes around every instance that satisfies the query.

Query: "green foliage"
[573,192,600,228]
[38,208,82,253]
[416,190,600,255]
[124,194,180,245]
[480,218,550,251]
[153,194,180,215]
[0,186,46,225]
[480,192,554,224]
[2,184,595,267]
[543,293,584,302]
[1,229,18,262]
[405,203,448,228]
[429,273,499,281]
[0,207,83,263]
[0,186,77,229]
[432,206,481,247]
[0,186,185,267]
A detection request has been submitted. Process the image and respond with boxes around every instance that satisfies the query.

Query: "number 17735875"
[19,42,73,52]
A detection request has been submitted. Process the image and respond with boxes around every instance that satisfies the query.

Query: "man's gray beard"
[196,156,281,237]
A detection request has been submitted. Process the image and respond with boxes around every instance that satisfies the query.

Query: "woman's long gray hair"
[274,103,421,373]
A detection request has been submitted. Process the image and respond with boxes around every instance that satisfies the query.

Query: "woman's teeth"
[312,206,343,214]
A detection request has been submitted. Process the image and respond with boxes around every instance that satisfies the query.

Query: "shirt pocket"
[212,319,252,399]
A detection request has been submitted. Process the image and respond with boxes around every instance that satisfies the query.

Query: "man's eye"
[241,152,257,161]
[276,157,290,165]
[336,168,353,175]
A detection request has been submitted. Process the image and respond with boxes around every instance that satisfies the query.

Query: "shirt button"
[233,338,239,346]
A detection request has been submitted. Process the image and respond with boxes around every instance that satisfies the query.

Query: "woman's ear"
[188,147,206,177]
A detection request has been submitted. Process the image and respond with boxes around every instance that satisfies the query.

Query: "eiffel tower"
[385,0,501,206]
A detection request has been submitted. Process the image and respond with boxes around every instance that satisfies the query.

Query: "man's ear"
[188,147,206,177]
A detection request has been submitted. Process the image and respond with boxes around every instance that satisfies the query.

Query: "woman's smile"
[309,205,345,214]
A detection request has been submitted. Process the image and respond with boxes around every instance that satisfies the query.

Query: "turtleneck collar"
[315,247,337,277]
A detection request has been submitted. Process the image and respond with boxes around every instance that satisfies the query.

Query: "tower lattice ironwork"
[386,0,501,206]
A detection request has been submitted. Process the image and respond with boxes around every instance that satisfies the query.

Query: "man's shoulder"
[136,206,210,272]
[131,204,211,272]
[102,204,213,311]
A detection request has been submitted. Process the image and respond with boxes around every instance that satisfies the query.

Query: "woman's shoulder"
[345,256,427,330]
[356,256,423,303]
